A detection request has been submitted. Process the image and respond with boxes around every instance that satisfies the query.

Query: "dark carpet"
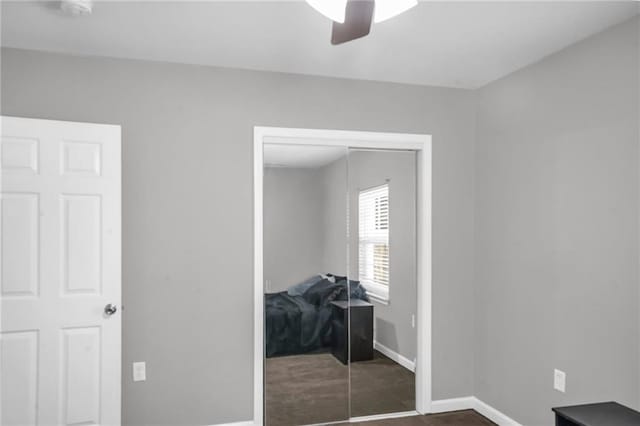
[265,350,416,425]
[345,410,496,425]
[265,351,496,425]
[266,352,348,425]
[350,351,415,417]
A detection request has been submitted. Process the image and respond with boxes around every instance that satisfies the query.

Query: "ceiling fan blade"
[331,0,374,45]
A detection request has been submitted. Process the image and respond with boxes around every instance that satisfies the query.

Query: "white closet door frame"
[253,126,432,425]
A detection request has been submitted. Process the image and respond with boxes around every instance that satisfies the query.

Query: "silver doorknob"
[104,304,117,316]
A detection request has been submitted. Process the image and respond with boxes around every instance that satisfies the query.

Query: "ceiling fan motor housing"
[60,0,93,16]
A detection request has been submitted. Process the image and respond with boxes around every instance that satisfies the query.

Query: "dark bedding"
[265,291,333,357]
[265,278,369,358]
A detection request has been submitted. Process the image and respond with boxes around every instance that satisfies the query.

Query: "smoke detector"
[60,0,92,16]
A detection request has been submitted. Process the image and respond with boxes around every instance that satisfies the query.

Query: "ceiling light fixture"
[60,0,93,16]
[306,0,417,24]
[306,0,348,23]
[374,0,418,23]
[306,0,418,44]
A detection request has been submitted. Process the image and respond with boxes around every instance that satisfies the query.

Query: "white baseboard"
[374,341,415,372]
[472,398,523,426]
[350,410,418,422]
[216,397,521,426]
[430,396,475,413]
[430,397,523,426]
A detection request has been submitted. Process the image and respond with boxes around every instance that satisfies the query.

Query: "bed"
[265,275,369,358]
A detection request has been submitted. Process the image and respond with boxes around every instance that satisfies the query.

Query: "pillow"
[350,282,369,302]
[320,274,336,283]
[302,279,344,306]
[326,273,346,282]
[334,279,370,302]
[287,275,323,297]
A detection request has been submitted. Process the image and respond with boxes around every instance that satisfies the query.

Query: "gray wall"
[263,157,350,293]
[263,167,325,293]
[0,47,477,424]
[474,17,640,426]
[347,150,417,362]
[320,156,349,276]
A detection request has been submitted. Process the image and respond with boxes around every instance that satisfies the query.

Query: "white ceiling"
[1,1,638,89]
[264,144,346,168]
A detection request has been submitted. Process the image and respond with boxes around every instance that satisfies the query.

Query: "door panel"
[61,141,101,177]
[1,193,39,297]
[61,327,101,425]
[0,116,121,426]
[61,194,102,295]
[0,330,39,425]
[0,136,39,174]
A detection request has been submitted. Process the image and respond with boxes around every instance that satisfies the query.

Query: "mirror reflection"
[263,144,350,426]
[348,149,417,417]
[263,144,417,425]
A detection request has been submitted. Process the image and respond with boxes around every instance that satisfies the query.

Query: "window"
[358,184,389,303]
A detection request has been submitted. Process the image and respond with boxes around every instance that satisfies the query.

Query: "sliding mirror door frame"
[253,126,432,425]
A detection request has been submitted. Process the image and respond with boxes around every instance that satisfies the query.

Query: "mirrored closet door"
[347,148,417,418]
[263,143,351,426]
[263,143,417,425]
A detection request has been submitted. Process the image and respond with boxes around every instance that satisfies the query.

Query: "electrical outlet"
[554,369,566,392]
[133,362,146,382]
[411,314,416,328]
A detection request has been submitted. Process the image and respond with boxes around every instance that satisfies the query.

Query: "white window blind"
[358,184,389,302]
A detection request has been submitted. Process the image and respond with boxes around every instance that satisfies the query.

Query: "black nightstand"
[552,402,640,426]
[330,299,374,365]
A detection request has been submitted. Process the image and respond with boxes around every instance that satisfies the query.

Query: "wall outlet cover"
[133,361,146,382]
[554,369,566,392]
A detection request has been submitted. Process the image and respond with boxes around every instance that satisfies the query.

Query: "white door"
[0,116,121,426]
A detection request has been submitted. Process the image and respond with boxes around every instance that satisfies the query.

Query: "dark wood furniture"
[552,402,640,426]
[329,299,374,365]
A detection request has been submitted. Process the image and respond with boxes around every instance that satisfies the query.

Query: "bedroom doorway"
[254,127,432,426]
